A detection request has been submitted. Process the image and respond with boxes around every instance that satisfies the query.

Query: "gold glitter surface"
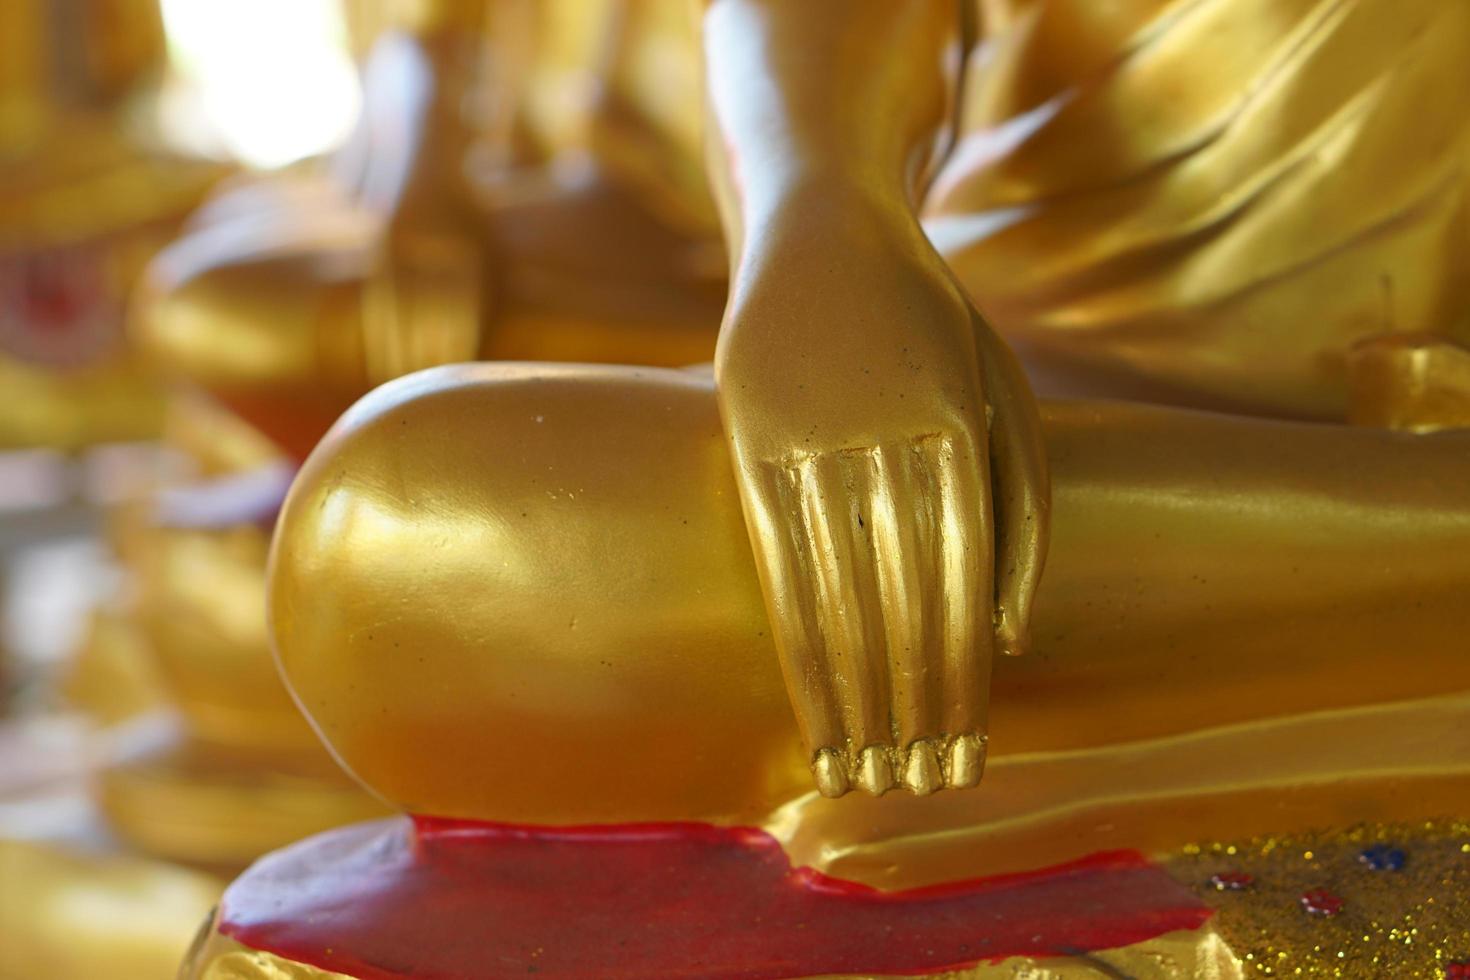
[1169,819,1470,978]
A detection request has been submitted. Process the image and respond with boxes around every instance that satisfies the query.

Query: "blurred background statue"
[0,0,222,451]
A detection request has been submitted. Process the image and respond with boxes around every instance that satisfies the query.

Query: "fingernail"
[855,744,895,796]
[812,747,849,798]
[902,740,942,795]
[946,733,987,788]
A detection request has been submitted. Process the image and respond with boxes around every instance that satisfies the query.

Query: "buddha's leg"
[274,363,1470,834]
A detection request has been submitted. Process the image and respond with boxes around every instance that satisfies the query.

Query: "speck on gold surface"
[1170,819,1470,978]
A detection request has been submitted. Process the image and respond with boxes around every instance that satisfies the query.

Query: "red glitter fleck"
[1446,962,1470,980]
[1300,889,1344,917]
[1209,871,1254,891]
[220,817,1212,980]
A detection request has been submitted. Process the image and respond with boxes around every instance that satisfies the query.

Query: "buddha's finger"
[797,453,894,796]
[743,463,847,797]
[866,444,939,793]
[931,426,994,788]
[977,323,1051,659]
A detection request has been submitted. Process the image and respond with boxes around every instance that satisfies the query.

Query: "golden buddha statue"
[82,0,727,869]
[137,0,722,461]
[178,0,1470,976]
[182,360,1470,978]
[926,0,1470,420]
[0,0,222,451]
[76,395,385,870]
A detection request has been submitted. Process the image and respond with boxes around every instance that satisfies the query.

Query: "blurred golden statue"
[0,0,222,450]
[65,396,385,871]
[0,839,222,980]
[137,0,722,460]
[179,0,1470,976]
[71,0,728,873]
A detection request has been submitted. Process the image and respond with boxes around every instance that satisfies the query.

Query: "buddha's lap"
[271,363,1470,824]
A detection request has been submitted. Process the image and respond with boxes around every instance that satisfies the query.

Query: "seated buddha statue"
[181,359,1470,977]
[79,0,727,868]
[0,0,222,451]
[68,394,387,870]
[137,0,723,461]
[183,3,1469,975]
[74,0,731,866]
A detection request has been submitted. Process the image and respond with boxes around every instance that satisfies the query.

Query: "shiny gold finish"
[702,0,1049,797]
[1173,819,1470,978]
[698,0,1470,800]
[272,363,1470,837]
[137,0,721,460]
[136,18,491,458]
[0,838,222,980]
[163,2,1470,972]
[186,935,361,980]
[56,394,382,866]
[928,0,1470,420]
[92,0,721,865]
[1347,333,1470,432]
[0,0,221,450]
[93,470,385,866]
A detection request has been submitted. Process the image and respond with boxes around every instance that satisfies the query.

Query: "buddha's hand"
[716,195,1049,798]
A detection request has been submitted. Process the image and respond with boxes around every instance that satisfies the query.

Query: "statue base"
[180,815,1232,979]
[178,813,1470,978]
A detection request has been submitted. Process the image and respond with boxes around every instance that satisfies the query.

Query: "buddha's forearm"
[701,0,962,257]
[1026,401,1470,752]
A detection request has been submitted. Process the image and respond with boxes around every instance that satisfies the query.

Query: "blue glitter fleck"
[1357,844,1406,871]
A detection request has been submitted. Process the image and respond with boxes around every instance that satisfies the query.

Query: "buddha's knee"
[271,363,808,825]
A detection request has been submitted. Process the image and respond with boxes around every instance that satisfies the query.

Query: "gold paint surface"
[0,0,222,450]
[69,414,385,867]
[136,1,722,460]
[272,364,1470,833]
[1172,820,1470,978]
[931,0,1470,421]
[76,3,1470,974]
[703,0,1050,798]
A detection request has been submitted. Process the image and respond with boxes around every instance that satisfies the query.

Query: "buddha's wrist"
[732,174,927,282]
[702,0,961,260]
